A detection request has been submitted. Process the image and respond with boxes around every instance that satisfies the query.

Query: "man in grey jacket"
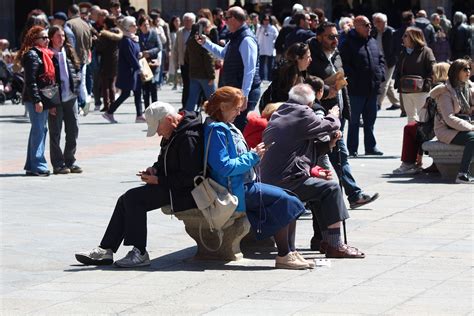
[260,84,365,258]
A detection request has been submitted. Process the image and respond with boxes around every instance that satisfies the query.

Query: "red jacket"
[243,112,268,148]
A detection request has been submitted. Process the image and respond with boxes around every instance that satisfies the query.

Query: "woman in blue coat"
[203,86,311,270]
[102,16,145,123]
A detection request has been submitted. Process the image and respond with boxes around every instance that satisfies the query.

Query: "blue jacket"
[204,121,260,212]
[116,36,141,91]
[340,29,385,96]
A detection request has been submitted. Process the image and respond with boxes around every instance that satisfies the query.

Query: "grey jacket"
[260,101,340,191]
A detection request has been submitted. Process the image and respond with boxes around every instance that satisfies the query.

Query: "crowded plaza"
[0,0,473,314]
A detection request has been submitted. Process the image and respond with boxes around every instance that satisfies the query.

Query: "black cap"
[53,12,68,21]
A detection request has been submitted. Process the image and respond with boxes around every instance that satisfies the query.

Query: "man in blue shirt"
[197,6,261,131]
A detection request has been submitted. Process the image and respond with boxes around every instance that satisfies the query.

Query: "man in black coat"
[284,12,315,50]
[75,102,203,268]
[307,22,379,211]
[340,15,385,157]
[372,12,400,110]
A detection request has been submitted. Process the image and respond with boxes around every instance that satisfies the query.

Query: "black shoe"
[68,165,83,173]
[349,152,358,158]
[100,107,108,112]
[387,104,401,110]
[400,111,407,117]
[350,192,379,209]
[26,170,50,177]
[53,166,71,175]
[377,104,381,111]
[365,148,384,156]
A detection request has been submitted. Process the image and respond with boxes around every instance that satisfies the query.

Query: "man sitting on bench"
[75,102,203,267]
[260,84,365,258]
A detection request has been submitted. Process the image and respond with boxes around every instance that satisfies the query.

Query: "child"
[243,102,283,148]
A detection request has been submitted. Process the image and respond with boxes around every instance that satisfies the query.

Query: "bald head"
[353,15,371,39]
[228,6,246,22]
[226,6,246,32]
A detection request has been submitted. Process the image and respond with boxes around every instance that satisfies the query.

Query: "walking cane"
[334,138,348,244]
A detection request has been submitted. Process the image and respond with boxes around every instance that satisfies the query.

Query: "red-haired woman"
[16,26,56,176]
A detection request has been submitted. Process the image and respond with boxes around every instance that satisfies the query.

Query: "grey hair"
[121,16,136,31]
[338,17,352,29]
[183,12,196,23]
[372,12,387,23]
[197,17,210,28]
[453,11,466,25]
[430,13,440,22]
[288,84,315,105]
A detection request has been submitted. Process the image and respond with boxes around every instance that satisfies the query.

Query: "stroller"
[0,60,23,105]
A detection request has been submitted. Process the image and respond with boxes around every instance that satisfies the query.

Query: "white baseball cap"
[145,101,177,137]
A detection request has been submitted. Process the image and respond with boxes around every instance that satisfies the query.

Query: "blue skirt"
[244,182,305,240]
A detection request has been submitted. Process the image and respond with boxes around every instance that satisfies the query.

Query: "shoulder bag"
[399,56,424,93]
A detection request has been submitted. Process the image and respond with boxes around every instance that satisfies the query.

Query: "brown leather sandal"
[325,244,365,258]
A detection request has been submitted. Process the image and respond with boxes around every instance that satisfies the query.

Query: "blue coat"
[204,121,260,212]
[340,29,385,96]
[116,36,141,91]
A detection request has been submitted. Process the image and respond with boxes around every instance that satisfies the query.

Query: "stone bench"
[161,206,250,261]
[422,140,473,180]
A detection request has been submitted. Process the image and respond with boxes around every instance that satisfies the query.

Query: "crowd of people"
[1,1,473,268]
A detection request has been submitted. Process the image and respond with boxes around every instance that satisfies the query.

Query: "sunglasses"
[463,67,472,72]
[37,36,49,40]
[326,34,339,40]
[364,23,371,28]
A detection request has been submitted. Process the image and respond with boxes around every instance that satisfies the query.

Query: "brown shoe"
[325,244,365,258]
[275,252,310,270]
[293,252,315,269]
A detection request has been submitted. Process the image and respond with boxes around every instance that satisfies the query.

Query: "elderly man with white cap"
[75,102,203,267]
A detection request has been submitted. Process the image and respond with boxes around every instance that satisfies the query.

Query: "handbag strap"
[203,126,232,192]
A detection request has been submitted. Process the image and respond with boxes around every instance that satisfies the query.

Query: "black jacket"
[449,23,472,60]
[307,38,351,121]
[371,26,397,68]
[284,27,315,51]
[152,111,204,212]
[52,49,81,101]
[22,48,51,105]
[340,29,385,96]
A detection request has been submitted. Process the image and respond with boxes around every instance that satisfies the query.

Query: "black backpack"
[416,96,437,143]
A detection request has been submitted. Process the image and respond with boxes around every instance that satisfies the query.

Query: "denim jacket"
[204,120,260,212]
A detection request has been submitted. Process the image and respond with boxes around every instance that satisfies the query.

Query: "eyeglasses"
[37,36,49,40]
[326,34,339,40]
[463,67,472,72]
[364,23,371,28]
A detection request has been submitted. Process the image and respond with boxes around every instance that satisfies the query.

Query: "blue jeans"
[24,102,49,173]
[451,131,474,174]
[347,94,378,153]
[185,78,216,111]
[234,86,261,131]
[259,55,274,81]
[78,64,88,108]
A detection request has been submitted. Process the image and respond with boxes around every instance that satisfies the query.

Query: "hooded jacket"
[96,27,123,77]
[430,81,474,144]
[152,111,204,212]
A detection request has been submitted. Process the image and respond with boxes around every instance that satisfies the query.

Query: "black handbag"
[39,84,61,109]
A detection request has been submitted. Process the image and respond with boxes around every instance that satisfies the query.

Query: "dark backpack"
[416,96,437,143]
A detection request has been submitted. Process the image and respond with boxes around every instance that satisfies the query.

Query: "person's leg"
[100,74,110,111]
[150,81,158,103]
[93,67,102,108]
[107,90,130,114]
[134,88,143,117]
[234,86,261,131]
[414,92,429,121]
[259,55,265,81]
[347,95,364,154]
[376,65,391,107]
[184,78,201,111]
[142,81,151,109]
[386,77,400,105]
[401,122,419,164]
[78,64,88,109]
[100,184,171,253]
[62,98,79,167]
[24,102,49,173]
[451,131,474,174]
[362,93,378,152]
[47,103,64,169]
[180,64,190,108]
[200,78,216,100]
[401,93,418,123]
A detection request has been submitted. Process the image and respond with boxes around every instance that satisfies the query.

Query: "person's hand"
[328,105,340,117]
[141,174,159,184]
[35,102,43,113]
[318,169,334,180]
[138,52,144,59]
[137,167,157,177]
[253,142,266,159]
[195,34,207,46]
[329,130,342,149]
[49,107,57,116]
[143,51,150,59]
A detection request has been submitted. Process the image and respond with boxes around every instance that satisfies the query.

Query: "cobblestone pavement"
[1,84,472,315]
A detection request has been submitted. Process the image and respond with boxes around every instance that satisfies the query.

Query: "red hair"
[203,86,244,122]
[15,25,45,66]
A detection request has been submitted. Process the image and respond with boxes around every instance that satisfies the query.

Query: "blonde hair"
[261,102,283,119]
[404,27,426,48]
[203,86,244,122]
[432,62,450,83]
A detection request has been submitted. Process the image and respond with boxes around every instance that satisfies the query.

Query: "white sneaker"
[275,252,309,270]
[393,162,420,175]
[114,247,150,268]
[75,246,113,265]
[455,173,474,184]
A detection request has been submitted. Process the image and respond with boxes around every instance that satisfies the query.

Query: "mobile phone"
[264,141,275,149]
[198,24,203,37]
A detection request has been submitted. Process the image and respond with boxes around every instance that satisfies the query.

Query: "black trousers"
[180,64,189,108]
[100,184,170,252]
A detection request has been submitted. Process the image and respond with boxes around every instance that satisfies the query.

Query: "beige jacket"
[173,27,190,67]
[430,81,474,144]
[67,16,92,65]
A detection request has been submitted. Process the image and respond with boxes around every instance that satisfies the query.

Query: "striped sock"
[327,227,343,248]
